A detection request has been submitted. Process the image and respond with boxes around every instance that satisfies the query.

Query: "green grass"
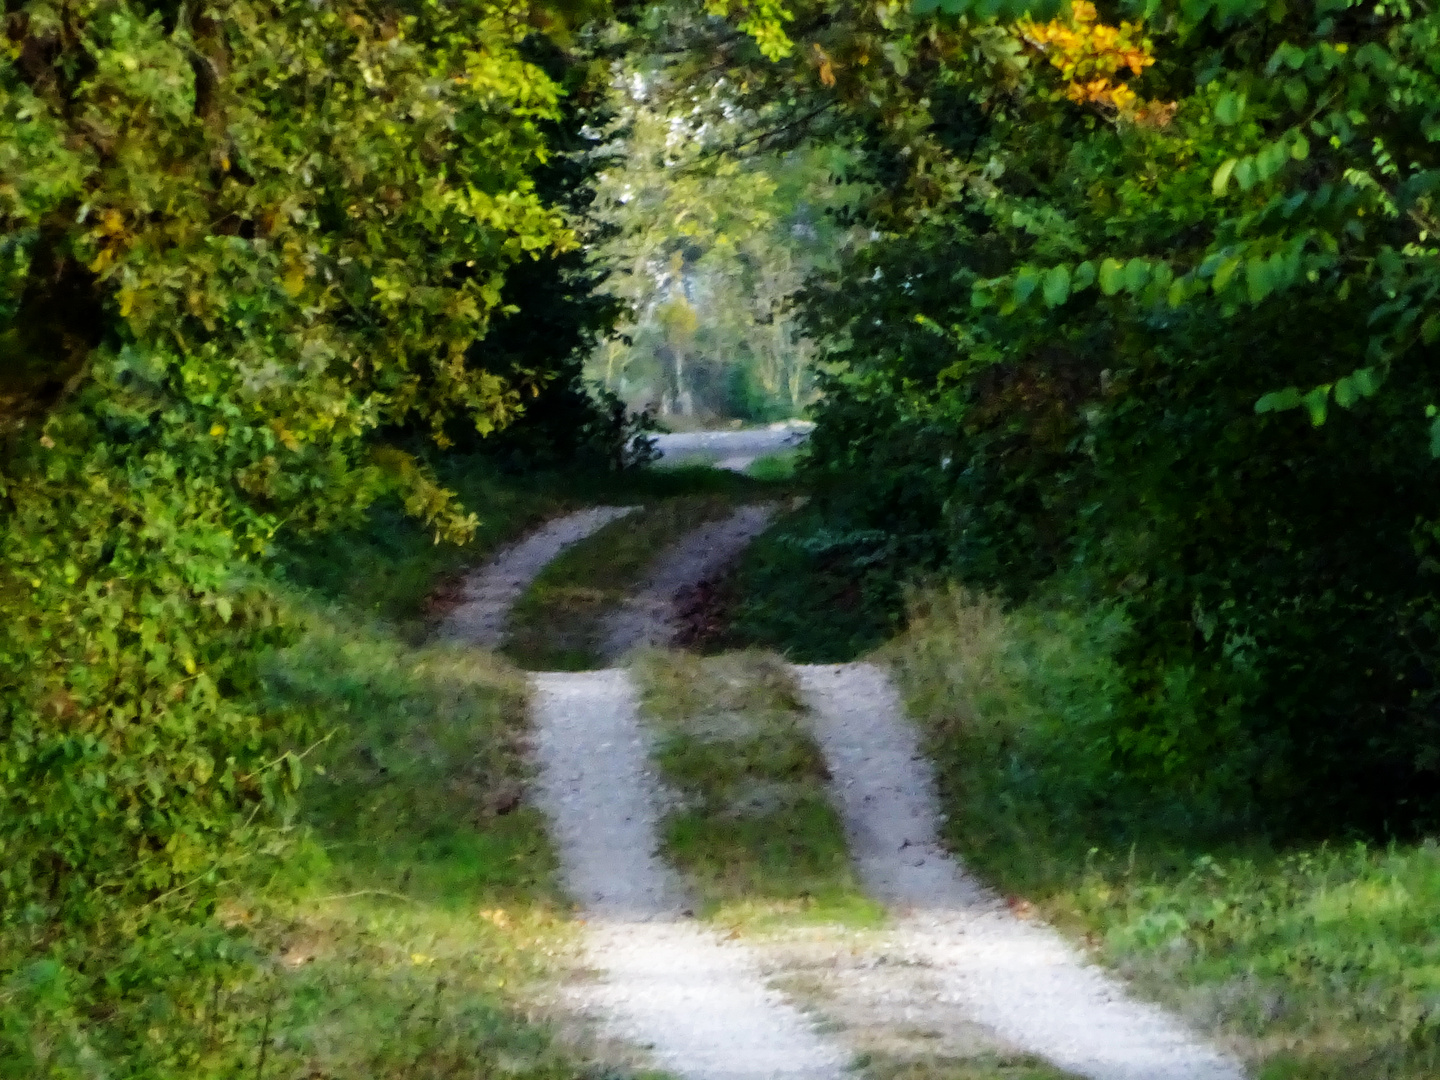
[277,457,571,640]
[886,586,1440,1080]
[631,649,882,930]
[246,603,668,1080]
[744,449,799,481]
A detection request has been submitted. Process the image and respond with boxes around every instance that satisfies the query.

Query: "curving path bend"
[436,505,636,649]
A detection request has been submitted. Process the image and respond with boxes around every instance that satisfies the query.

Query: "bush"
[890,588,1440,1078]
[792,0,1440,833]
[1,1,581,1068]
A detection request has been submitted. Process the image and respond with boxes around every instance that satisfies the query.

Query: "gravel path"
[598,504,777,661]
[797,663,1248,1080]
[436,506,636,648]
[653,423,811,471]
[530,670,849,1080]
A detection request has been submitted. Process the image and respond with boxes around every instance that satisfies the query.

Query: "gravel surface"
[598,504,777,661]
[530,669,850,1080]
[653,423,812,471]
[435,506,636,648]
[797,663,1249,1080]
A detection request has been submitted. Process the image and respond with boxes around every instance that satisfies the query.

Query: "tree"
[0,1,582,1069]
[690,0,1440,830]
[585,47,860,421]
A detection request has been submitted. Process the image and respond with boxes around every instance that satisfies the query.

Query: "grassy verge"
[277,457,572,640]
[886,587,1440,1080]
[242,605,664,1080]
[630,649,880,929]
[744,449,799,481]
[503,489,753,671]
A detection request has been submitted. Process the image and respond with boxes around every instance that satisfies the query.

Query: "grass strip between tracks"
[631,649,881,930]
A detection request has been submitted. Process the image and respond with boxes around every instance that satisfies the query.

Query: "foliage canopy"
[0,0,587,1068]
[738,0,1440,831]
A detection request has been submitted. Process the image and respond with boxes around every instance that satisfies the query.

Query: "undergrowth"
[631,650,879,929]
[277,459,572,639]
[279,458,772,644]
[12,601,665,1080]
[887,586,1440,1080]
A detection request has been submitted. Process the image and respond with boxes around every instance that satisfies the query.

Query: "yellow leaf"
[282,265,307,297]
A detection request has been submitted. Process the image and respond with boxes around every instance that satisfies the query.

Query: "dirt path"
[436,506,636,648]
[508,503,1247,1080]
[797,663,1247,1080]
[528,659,1248,1080]
[530,670,849,1080]
[598,504,777,661]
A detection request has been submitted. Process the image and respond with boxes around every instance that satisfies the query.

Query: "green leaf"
[1246,256,1274,303]
[1301,385,1332,426]
[1123,258,1150,294]
[1215,91,1247,126]
[1291,134,1310,160]
[1333,366,1382,408]
[1012,266,1040,306]
[1431,415,1440,459]
[1422,313,1440,344]
[1042,264,1071,307]
[1213,256,1242,293]
[1256,141,1289,181]
[1255,387,1303,413]
[1212,158,1238,196]
[1235,157,1258,190]
[1099,258,1126,296]
[1072,260,1096,291]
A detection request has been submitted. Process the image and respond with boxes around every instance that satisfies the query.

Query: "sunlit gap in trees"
[585,56,864,426]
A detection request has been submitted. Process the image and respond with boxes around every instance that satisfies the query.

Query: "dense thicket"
[442,32,656,471]
[775,0,1440,833]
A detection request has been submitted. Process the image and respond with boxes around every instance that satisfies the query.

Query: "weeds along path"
[796,663,1247,1080]
[530,669,849,1080]
[436,505,636,648]
[598,504,777,661]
